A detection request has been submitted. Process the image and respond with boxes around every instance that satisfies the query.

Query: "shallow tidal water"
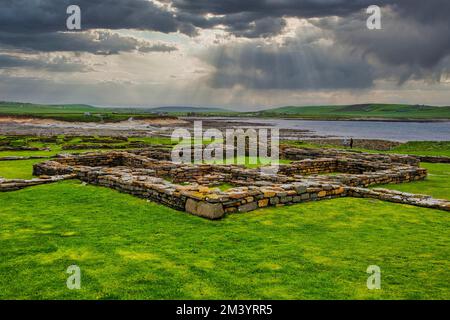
[211,118,450,142]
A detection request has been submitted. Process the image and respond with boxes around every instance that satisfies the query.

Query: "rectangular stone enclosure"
[29,145,447,219]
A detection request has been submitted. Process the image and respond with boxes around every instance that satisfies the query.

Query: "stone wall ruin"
[26,146,449,219]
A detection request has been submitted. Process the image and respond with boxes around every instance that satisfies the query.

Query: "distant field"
[0,102,98,114]
[2,102,450,121]
[250,104,450,120]
[0,102,172,122]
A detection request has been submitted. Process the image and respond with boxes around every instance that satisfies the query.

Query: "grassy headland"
[247,104,450,121]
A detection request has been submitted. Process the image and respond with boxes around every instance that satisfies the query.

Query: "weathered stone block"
[197,201,225,219]
[280,196,293,203]
[270,197,280,205]
[238,202,258,212]
[225,207,237,213]
[185,198,198,214]
[263,191,276,198]
[258,199,269,207]
[186,199,225,219]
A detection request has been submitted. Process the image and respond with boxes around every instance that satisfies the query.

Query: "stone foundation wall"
[82,171,187,211]
[218,183,346,215]
[61,143,148,150]
[278,159,337,175]
[48,152,126,167]
[29,147,439,219]
[281,146,420,166]
[309,166,427,188]
[0,174,76,191]
[414,155,450,163]
[33,160,351,219]
[348,187,450,211]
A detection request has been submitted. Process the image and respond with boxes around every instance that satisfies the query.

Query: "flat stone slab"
[185,198,225,219]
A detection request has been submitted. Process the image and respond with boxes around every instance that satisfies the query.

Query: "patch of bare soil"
[0,116,64,125]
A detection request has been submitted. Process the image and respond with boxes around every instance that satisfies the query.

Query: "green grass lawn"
[0,102,171,123]
[1,145,449,300]
[375,163,450,200]
[0,159,45,179]
[0,136,174,158]
[390,141,450,157]
[0,180,449,300]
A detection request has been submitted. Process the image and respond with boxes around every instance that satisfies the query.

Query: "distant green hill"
[147,106,233,114]
[1,102,449,121]
[0,102,234,117]
[0,102,99,114]
[253,104,450,120]
[0,102,172,122]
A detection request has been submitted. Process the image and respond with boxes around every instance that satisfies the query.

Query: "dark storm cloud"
[0,0,392,42]
[172,0,386,17]
[0,0,182,56]
[197,0,450,90]
[0,0,449,96]
[391,0,450,23]
[0,0,181,34]
[2,0,446,56]
[313,6,450,83]
[138,43,178,53]
[218,15,287,39]
[171,0,392,37]
[203,40,375,90]
[0,31,177,55]
[0,54,91,72]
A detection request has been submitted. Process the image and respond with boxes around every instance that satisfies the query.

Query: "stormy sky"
[0,0,449,109]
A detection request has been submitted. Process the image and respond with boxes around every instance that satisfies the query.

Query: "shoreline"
[278,117,450,123]
[188,115,450,123]
[2,113,450,124]
[1,115,449,143]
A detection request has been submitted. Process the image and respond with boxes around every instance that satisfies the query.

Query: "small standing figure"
[350,138,354,149]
